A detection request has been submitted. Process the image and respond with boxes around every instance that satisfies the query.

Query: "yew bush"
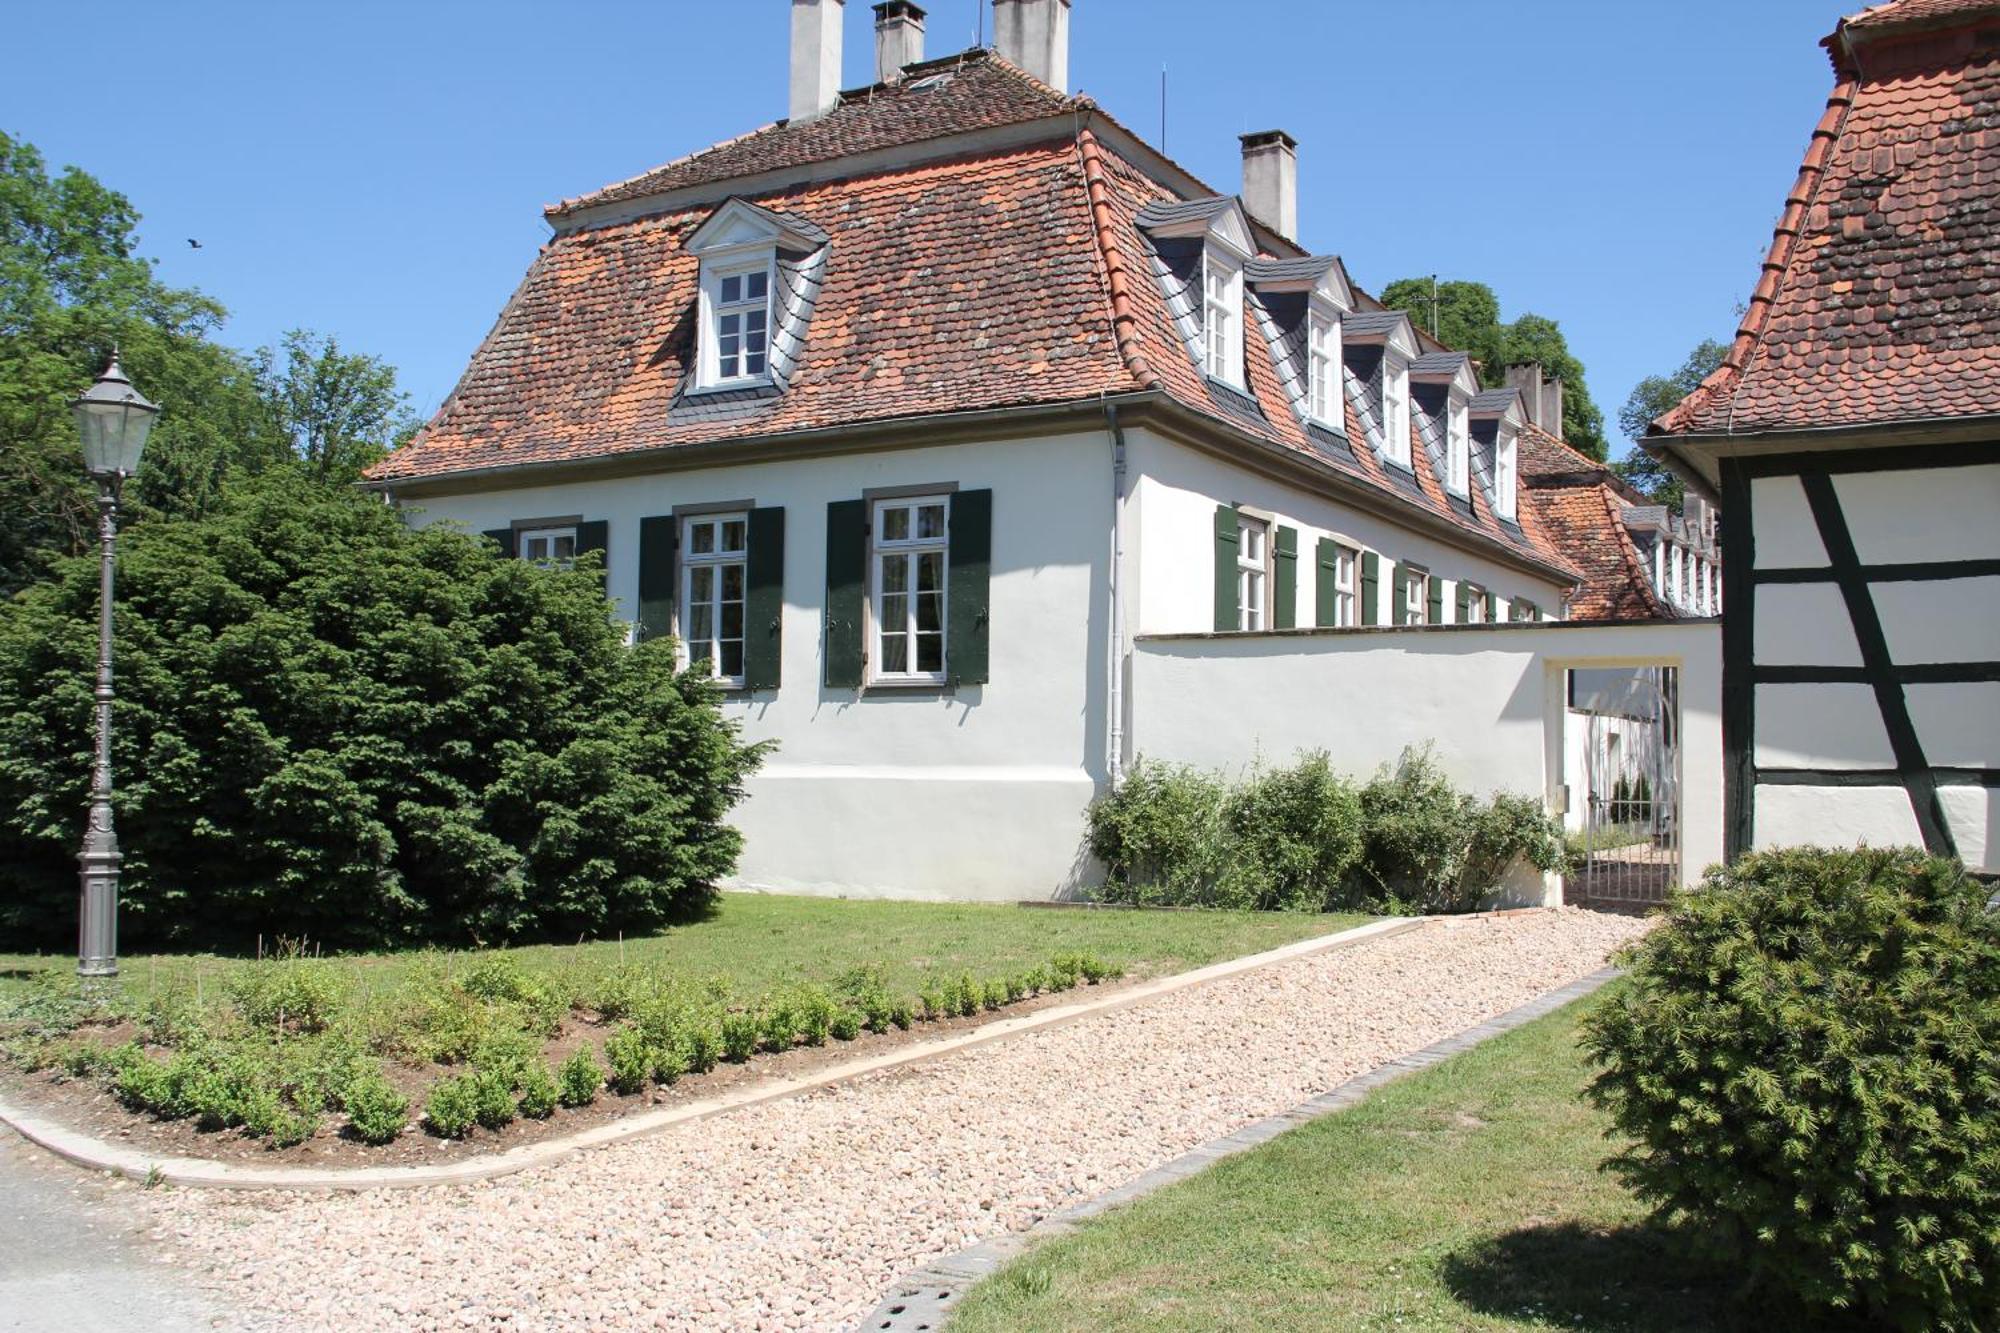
[1583,846,2000,1331]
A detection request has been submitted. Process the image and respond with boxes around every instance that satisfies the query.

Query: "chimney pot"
[1240,129,1299,241]
[993,0,1071,94]
[873,1,925,83]
[790,0,845,124]
[1504,362,1565,437]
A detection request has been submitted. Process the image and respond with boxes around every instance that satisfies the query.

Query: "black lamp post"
[71,352,158,979]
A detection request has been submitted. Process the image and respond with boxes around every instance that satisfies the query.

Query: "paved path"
[0,1134,235,1333]
[127,908,1646,1332]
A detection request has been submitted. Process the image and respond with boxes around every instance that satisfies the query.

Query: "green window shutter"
[1360,551,1381,626]
[1272,525,1298,630]
[1315,538,1339,627]
[1426,575,1443,627]
[824,499,867,688]
[1391,563,1408,626]
[576,520,609,585]
[1483,590,1498,622]
[1456,582,1472,623]
[636,516,677,644]
[946,488,992,686]
[483,527,517,559]
[744,507,785,689]
[1213,504,1240,631]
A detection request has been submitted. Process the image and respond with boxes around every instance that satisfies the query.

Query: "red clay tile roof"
[1653,0,2000,437]
[373,55,1579,582]
[547,51,1074,218]
[1519,424,1673,621]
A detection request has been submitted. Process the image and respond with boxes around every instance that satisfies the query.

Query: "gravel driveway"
[138,908,1647,1331]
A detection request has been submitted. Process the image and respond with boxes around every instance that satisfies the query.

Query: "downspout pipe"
[1103,398,1129,788]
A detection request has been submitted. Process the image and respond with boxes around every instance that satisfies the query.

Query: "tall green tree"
[1612,338,1728,511]
[1380,276,1609,460]
[255,329,414,484]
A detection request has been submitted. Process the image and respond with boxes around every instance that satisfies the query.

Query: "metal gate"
[1568,665,1681,907]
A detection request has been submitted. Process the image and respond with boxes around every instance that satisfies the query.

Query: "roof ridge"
[1653,74,1859,436]
[1076,127,1160,392]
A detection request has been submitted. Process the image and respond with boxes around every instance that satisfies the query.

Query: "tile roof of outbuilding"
[1652,0,2000,438]
[1518,426,1674,621]
[372,48,1581,583]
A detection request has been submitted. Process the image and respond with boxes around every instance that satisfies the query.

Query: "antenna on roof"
[1412,273,1442,338]
[976,0,983,47]
[1160,64,1168,151]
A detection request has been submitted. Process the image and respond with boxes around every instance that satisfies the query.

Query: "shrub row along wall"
[1125,620,1724,896]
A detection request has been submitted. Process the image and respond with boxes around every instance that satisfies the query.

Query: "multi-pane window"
[519,527,576,569]
[1494,434,1518,521]
[715,266,771,382]
[1401,568,1429,626]
[682,514,748,685]
[1307,312,1340,425]
[1462,584,1488,624]
[1446,398,1470,496]
[1380,359,1411,466]
[872,497,948,681]
[1203,256,1243,387]
[1235,516,1269,631]
[1510,599,1539,622]
[1331,543,1357,627]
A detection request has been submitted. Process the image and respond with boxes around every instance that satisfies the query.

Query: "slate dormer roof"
[1651,0,2000,444]
[371,46,1579,584]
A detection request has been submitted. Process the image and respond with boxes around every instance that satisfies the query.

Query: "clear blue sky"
[6,0,1845,458]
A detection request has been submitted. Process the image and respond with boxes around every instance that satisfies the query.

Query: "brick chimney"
[1240,130,1298,240]
[791,0,845,123]
[1505,362,1565,437]
[873,1,925,83]
[993,0,1071,93]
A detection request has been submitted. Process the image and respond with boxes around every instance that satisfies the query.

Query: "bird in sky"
[187,238,202,249]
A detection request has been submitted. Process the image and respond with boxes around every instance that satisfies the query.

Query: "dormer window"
[1493,430,1518,521]
[1470,386,1527,524]
[1203,253,1244,387]
[1380,352,1411,467]
[712,266,771,383]
[1307,311,1340,425]
[684,197,830,397]
[1446,395,1470,497]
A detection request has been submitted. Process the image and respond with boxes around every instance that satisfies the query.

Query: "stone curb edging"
[0,917,1429,1193]
[859,964,1626,1333]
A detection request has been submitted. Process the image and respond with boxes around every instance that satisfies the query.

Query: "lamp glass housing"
[72,357,159,478]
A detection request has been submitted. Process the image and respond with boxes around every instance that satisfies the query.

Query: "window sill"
[686,376,776,398]
[862,677,956,697]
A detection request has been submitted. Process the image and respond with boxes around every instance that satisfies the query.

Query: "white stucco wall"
[1127,620,1725,890]
[1122,427,1569,636]
[398,431,1112,901]
[1744,456,1998,872]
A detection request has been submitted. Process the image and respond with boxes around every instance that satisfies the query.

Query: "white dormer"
[1246,256,1354,430]
[1342,311,1419,469]
[1411,353,1480,499]
[1470,387,1527,523]
[1137,197,1255,392]
[685,198,829,394]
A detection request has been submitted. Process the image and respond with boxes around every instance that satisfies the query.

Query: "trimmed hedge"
[1583,847,2000,1331]
[0,473,767,948]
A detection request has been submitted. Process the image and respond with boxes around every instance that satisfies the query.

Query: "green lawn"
[950,988,1858,1333]
[0,892,1369,1008]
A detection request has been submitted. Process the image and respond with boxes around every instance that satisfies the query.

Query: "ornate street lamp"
[71,352,158,979]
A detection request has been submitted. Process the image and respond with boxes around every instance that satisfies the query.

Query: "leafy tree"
[0,472,767,950]
[1612,338,1728,510]
[255,329,415,484]
[1380,277,1608,459]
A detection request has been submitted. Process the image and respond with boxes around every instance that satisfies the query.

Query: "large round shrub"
[0,472,765,949]
[1582,846,1999,1330]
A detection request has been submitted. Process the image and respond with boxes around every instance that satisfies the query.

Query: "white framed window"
[1493,431,1519,521]
[1380,354,1411,467]
[1236,515,1269,630]
[1331,542,1357,628]
[1462,584,1488,624]
[520,527,577,569]
[717,265,770,383]
[1401,567,1429,625]
[871,496,949,682]
[681,513,748,686]
[1446,396,1471,497]
[1203,254,1244,388]
[1306,311,1341,426]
